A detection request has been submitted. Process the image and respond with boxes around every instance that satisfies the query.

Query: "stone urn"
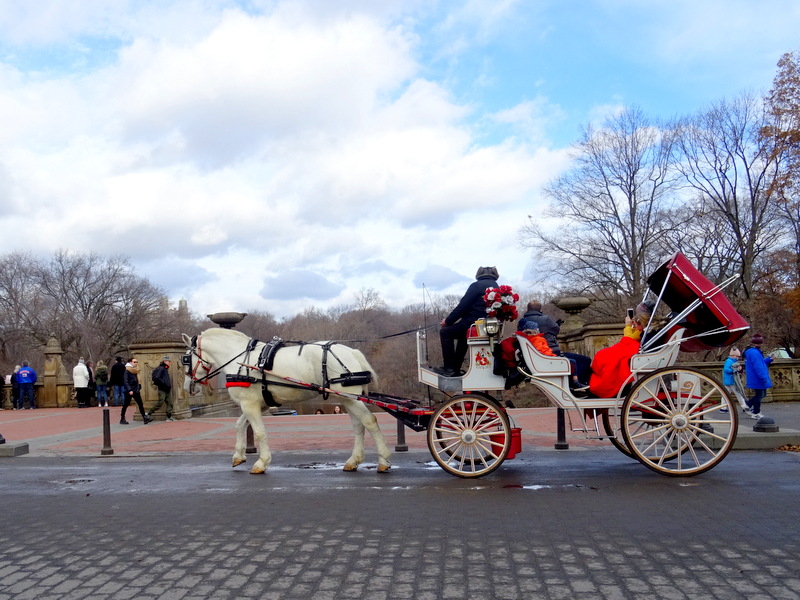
[207,312,247,329]
[555,297,591,330]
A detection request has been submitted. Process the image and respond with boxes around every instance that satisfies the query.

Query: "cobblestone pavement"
[1,448,799,599]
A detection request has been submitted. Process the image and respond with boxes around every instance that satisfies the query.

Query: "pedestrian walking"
[743,334,773,420]
[145,356,174,421]
[120,357,152,425]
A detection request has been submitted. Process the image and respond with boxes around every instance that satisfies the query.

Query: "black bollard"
[395,420,408,452]
[101,408,114,455]
[554,407,569,450]
[246,424,256,453]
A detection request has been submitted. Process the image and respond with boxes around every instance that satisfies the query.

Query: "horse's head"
[181,332,213,395]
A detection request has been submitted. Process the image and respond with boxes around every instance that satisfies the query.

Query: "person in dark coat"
[120,357,152,425]
[518,300,591,387]
[146,356,174,421]
[435,266,499,377]
[109,356,126,407]
[10,366,20,409]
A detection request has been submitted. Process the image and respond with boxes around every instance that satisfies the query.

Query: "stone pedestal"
[43,336,72,407]
[0,441,30,457]
[129,339,192,421]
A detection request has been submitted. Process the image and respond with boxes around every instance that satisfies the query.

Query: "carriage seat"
[515,334,572,376]
[630,328,685,373]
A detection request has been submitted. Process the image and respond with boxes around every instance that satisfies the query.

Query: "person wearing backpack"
[146,356,174,421]
[94,360,110,407]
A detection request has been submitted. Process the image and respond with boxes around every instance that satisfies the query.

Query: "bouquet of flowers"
[483,285,520,322]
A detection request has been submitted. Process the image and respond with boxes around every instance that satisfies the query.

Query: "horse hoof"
[250,466,265,474]
[343,463,358,472]
[232,458,246,467]
[377,464,391,473]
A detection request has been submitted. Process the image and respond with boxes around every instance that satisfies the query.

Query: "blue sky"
[0,0,797,318]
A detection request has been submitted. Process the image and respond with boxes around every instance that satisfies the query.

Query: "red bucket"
[489,427,522,460]
[508,427,522,459]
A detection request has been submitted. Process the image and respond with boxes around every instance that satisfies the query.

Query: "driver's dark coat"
[444,275,498,326]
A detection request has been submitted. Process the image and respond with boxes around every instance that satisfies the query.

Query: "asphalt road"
[2,447,799,599]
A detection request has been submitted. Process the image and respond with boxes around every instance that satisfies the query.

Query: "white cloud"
[0,0,796,320]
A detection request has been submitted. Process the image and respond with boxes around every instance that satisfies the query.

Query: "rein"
[185,324,435,398]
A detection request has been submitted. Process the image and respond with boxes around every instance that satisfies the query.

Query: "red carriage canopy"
[645,252,750,352]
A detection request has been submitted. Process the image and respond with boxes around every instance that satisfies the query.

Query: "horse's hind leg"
[240,397,271,474]
[342,410,366,471]
[342,400,392,473]
[232,413,248,468]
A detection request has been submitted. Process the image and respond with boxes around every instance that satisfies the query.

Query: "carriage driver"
[434,266,499,377]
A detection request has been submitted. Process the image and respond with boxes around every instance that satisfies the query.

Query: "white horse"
[183,327,391,474]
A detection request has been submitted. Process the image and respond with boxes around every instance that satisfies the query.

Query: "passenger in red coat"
[589,313,648,398]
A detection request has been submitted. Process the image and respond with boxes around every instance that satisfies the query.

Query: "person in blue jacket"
[721,347,748,413]
[435,266,499,377]
[743,333,773,420]
[17,361,37,409]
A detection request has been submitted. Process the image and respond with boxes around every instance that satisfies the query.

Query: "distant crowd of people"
[1,355,174,424]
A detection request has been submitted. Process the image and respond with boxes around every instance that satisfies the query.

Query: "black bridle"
[183,333,254,386]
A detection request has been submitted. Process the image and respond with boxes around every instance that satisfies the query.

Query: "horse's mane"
[203,327,249,341]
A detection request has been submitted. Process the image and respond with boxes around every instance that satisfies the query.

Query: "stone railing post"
[43,335,72,407]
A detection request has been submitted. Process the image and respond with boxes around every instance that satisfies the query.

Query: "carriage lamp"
[484,317,501,336]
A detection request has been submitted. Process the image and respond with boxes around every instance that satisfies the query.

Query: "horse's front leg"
[240,398,271,474]
[232,413,248,468]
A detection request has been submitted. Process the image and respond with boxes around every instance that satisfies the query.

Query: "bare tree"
[763,51,800,286]
[0,252,43,366]
[0,250,170,370]
[520,107,682,317]
[674,92,785,299]
[660,198,744,282]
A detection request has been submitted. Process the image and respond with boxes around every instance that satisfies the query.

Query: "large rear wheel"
[427,394,510,478]
[621,367,738,476]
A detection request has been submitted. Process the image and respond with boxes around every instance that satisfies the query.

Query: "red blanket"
[588,336,641,398]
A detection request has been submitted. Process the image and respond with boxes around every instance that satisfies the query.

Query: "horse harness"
[183,334,373,405]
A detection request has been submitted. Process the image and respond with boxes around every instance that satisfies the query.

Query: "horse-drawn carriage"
[183,252,749,479]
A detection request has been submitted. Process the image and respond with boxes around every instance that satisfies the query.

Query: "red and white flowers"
[483,285,520,321]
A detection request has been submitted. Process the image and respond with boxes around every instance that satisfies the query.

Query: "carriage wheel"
[603,406,687,462]
[621,367,738,476]
[427,394,511,478]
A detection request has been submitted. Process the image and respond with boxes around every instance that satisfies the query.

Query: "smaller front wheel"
[427,395,510,478]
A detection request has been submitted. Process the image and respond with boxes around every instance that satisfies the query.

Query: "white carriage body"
[418,325,687,413]
[416,324,720,449]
